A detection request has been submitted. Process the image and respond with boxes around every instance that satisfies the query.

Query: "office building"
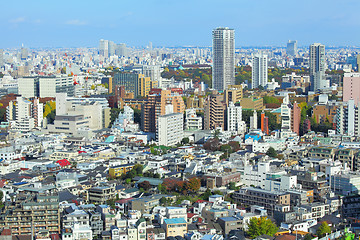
[252,53,268,89]
[99,39,109,57]
[309,43,326,91]
[142,65,161,84]
[261,111,269,135]
[212,27,235,91]
[116,43,128,57]
[343,72,360,104]
[18,75,75,98]
[113,72,153,98]
[227,101,245,134]
[204,94,226,130]
[158,112,184,146]
[286,40,298,56]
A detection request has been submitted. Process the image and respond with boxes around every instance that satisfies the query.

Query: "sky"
[1,0,360,48]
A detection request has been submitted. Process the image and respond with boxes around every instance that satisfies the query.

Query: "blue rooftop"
[219,217,238,222]
[164,218,187,225]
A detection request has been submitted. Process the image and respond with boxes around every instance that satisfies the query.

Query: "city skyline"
[1,0,360,48]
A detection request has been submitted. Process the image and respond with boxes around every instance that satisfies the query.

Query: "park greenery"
[316,221,331,238]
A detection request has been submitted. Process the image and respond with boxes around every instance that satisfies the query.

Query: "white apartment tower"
[309,43,326,91]
[158,112,184,146]
[250,110,257,130]
[227,101,244,134]
[252,53,268,89]
[336,99,359,136]
[212,27,235,91]
[280,94,292,138]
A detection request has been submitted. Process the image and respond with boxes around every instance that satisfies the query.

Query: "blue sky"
[1,0,360,48]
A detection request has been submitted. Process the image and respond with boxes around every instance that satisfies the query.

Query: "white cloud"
[65,19,87,26]
[9,17,26,23]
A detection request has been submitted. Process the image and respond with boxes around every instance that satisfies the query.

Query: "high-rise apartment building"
[141,90,185,133]
[252,53,268,89]
[286,40,298,56]
[158,112,184,146]
[0,194,60,236]
[227,101,244,134]
[336,99,359,136]
[212,27,235,91]
[357,55,360,72]
[7,97,43,132]
[343,73,360,105]
[142,65,161,84]
[204,95,226,130]
[309,43,326,91]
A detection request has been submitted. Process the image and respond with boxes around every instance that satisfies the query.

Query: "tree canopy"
[247,217,278,239]
[316,221,331,238]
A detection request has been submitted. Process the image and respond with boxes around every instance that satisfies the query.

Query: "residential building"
[185,109,203,130]
[141,90,185,133]
[218,217,242,235]
[233,187,290,216]
[109,163,135,178]
[330,172,360,195]
[6,96,43,132]
[343,72,360,105]
[252,53,268,89]
[336,99,359,136]
[163,218,188,238]
[227,101,245,134]
[212,27,235,91]
[204,94,226,130]
[0,194,60,235]
[87,185,116,204]
[309,43,326,91]
[158,112,184,146]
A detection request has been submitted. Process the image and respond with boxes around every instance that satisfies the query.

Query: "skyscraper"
[212,27,235,91]
[309,43,326,91]
[99,39,109,57]
[252,53,268,89]
[286,40,298,56]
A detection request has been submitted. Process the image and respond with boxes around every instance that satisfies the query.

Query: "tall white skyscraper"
[212,27,235,91]
[286,40,298,56]
[252,53,268,89]
[309,43,326,91]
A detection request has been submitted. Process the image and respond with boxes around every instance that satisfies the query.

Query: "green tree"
[110,108,121,125]
[181,137,190,145]
[247,217,278,239]
[304,234,314,240]
[133,164,144,175]
[228,182,237,190]
[125,178,131,184]
[0,108,5,122]
[266,147,277,158]
[316,221,331,238]
[201,189,212,200]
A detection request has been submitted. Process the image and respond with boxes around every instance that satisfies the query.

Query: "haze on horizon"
[1,0,360,48]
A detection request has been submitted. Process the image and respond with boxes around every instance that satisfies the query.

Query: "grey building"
[212,27,235,91]
[309,43,326,91]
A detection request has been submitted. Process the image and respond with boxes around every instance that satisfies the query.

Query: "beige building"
[204,94,226,130]
[240,97,264,110]
[163,218,187,238]
[225,85,243,105]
